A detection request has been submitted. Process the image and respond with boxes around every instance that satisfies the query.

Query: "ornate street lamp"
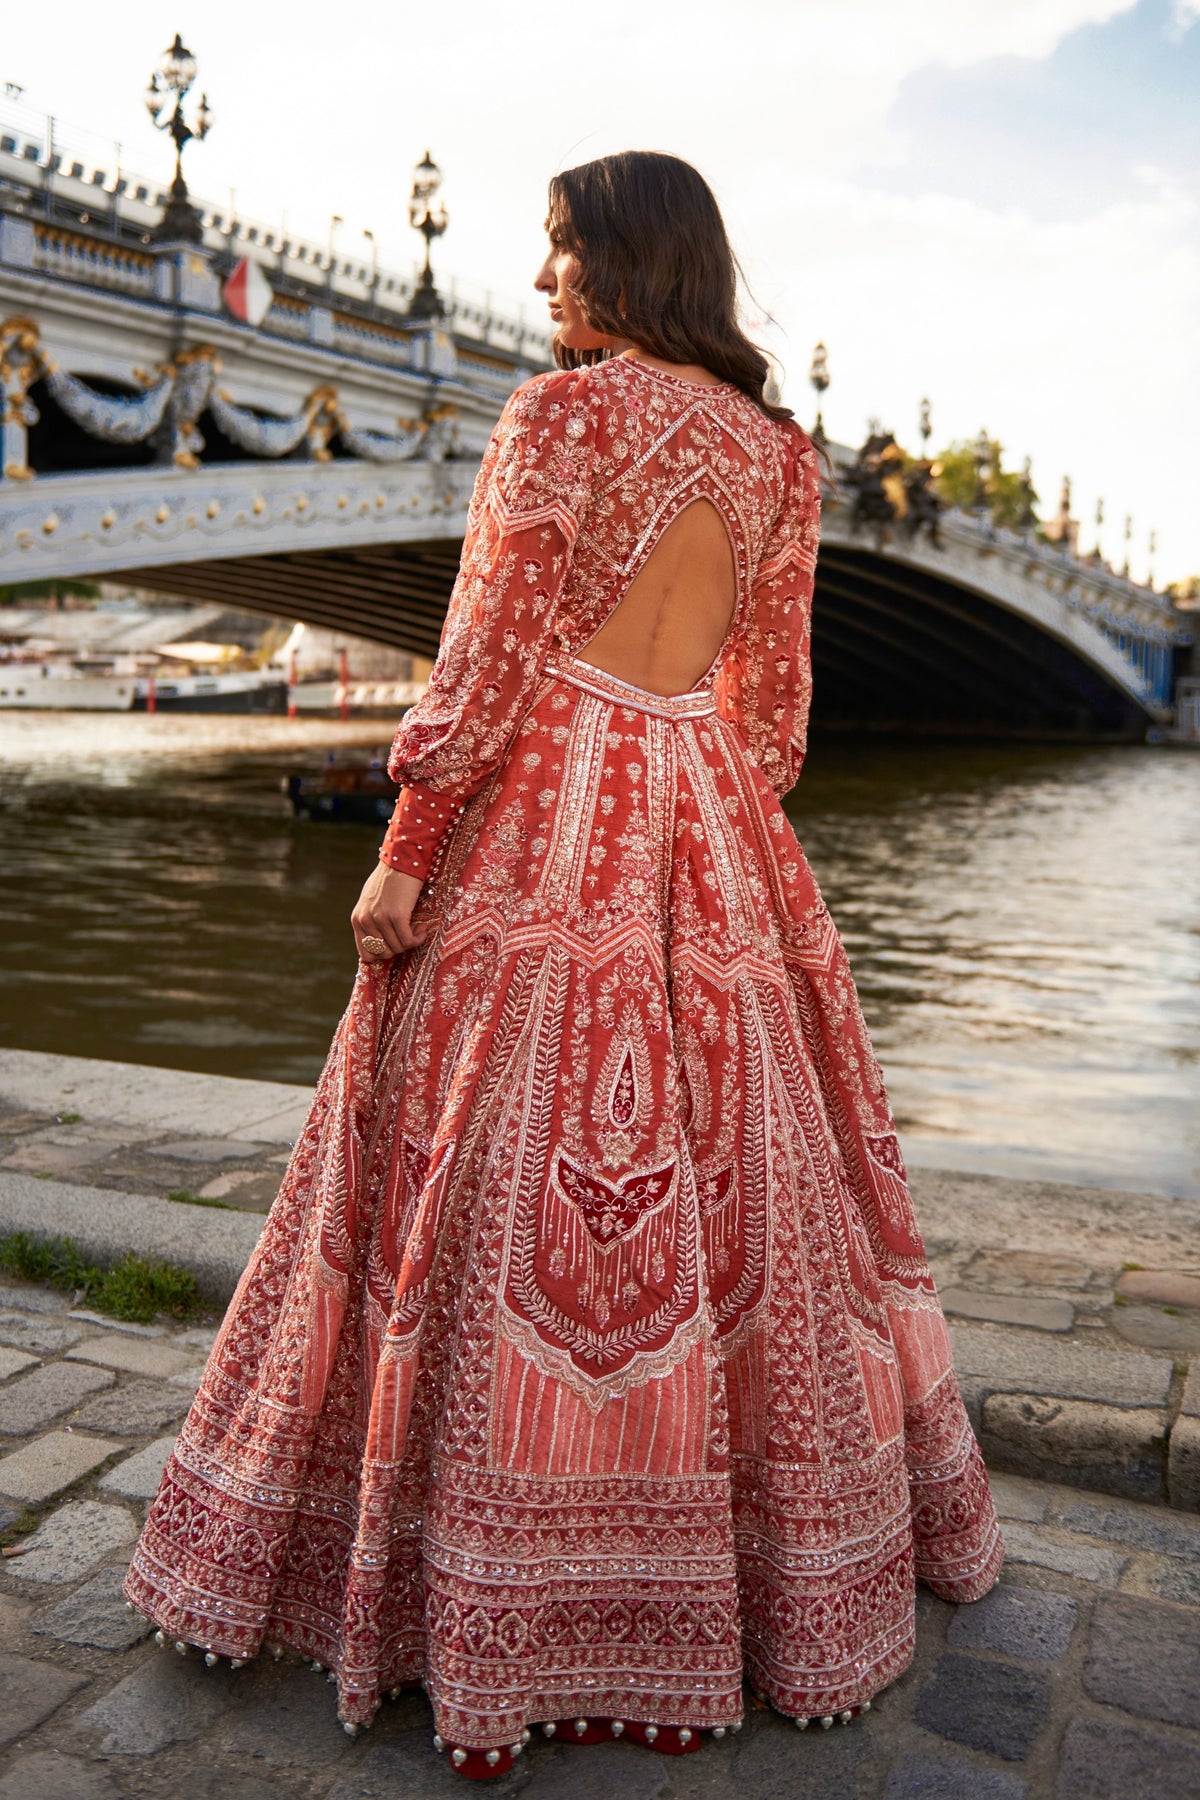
[918,396,931,451]
[808,341,830,439]
[407,150,449,321]
[1147,528,1157,590]
[1123,512,1133,578]
[363,228,379,311]
[144,33,212,244]
[1093,496,1105,561]
[326,213,343,302]
[971,429,991,516]
[1014,454,1037,533]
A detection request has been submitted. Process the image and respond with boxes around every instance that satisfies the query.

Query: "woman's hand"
[351,863,429,961]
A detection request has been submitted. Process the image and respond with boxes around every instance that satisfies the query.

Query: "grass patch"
[0,1230,93,1289]
[99,1254,200,1322]
[0,1505,41,1552]
[55,1112,82,1125]
[167,1189,232,1210]
[0,1229,201,1324]
[1122,1261,1144,1271]
[4,1506,40,1538]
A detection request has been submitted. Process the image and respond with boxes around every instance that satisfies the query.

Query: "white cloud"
[755,169,1199,581]
[819,0,1137,68]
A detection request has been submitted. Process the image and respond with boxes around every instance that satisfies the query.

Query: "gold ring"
[361,934,389,958]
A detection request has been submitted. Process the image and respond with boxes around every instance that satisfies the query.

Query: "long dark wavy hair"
[547,151,796,427]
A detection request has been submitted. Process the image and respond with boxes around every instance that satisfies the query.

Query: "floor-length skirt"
[125,654,1003,1748]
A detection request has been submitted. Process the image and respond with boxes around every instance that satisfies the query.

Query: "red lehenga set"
[125,353,1002,1774]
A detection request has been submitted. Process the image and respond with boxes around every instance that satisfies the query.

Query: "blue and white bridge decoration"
[0,107,1190,738]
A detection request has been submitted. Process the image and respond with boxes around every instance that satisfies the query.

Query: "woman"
[125,151,1002,1781]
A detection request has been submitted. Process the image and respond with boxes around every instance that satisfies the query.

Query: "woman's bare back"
[577,496,736,696]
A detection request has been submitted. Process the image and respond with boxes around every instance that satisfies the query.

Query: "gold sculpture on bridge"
[0,313,460,479]
[0,316,48,480]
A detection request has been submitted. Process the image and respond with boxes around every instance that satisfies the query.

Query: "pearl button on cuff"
[379,783,462,882]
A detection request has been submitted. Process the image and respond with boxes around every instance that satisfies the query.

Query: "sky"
[3,0,1197,584]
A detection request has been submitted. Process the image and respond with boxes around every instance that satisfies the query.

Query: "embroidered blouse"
[379,353,821,880]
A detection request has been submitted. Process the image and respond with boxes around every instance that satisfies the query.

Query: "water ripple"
[1,716,1197,1193]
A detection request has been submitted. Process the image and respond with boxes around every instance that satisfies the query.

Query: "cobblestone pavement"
[1,1274,1199,1799]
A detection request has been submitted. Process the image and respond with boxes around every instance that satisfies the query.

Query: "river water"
[1,713,1197,1197]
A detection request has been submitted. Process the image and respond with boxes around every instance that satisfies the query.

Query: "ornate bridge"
[0,104,1189,739]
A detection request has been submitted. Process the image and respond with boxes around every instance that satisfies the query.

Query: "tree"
[0,579,101,606]
[930,439,1040,532]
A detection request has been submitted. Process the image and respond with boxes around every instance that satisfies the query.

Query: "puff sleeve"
[379,367,598,880]
[712,421,822,798]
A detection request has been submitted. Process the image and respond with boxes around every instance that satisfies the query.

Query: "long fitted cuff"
[379,785,462,882]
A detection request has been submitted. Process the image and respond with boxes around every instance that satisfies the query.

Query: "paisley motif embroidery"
[867,1131,906,1179]
[697,1162,735,1218]
[608,1045,638,1127]
[864,1129,921,1242]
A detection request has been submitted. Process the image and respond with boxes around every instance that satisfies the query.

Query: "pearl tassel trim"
[134,1607,874,1766]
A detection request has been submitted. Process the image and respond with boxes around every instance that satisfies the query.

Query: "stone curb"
[0,1049,311,1146]
[950,1326,1174,1410]
[1169,1365,1200,1512]
[951,1326,1186,1509]
[0,1172,263,1305]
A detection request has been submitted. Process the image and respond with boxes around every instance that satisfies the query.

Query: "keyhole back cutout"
[576,497,737,698]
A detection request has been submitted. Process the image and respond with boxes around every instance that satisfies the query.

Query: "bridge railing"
[23,218,158,301]
[0,99,552,365]
[821,436,1189,714]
